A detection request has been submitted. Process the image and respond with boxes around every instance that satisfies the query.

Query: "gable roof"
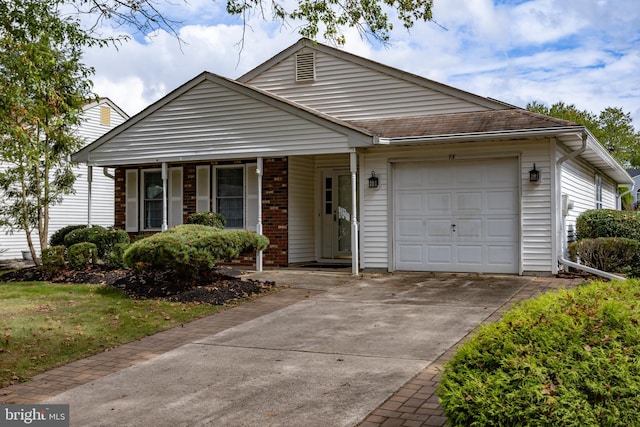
[238,38,511,112]
[72,71,374,165]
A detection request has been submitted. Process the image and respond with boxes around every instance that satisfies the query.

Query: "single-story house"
[72,39,633,275]
[0,98,129,260]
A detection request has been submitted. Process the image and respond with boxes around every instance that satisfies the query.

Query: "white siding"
[87,80,354,166]
[560,154,619,250]
[288,156,316,263]
[360,140,555,274]
[0,100,127,259]
[245,48,493,120]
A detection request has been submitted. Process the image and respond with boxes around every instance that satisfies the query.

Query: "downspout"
[103,167,115,179]
[87,166,93,227]
[256,158,263,272]
[556,132,626,280]
[350,152,359,276]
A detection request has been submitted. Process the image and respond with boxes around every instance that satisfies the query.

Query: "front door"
[321,170,352,259]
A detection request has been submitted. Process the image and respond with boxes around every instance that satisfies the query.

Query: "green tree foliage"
[71,0,434,45]
[527,101,640,167]
[0,0,97,263]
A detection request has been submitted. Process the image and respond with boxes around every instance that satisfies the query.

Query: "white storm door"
[321,169,352,259]
[394,158,519,273]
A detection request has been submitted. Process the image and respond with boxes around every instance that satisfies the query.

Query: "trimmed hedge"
[68,242,97,270]
[49,224,87,247]
[438,280,640,426]
[64,226,130,259]
[41,245,66,271]
[123,224,269,280]
[569,237,640,276]
[108,242,130,269]
[185,212,226,229]
[576,209,640,241]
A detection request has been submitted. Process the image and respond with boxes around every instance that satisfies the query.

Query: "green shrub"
[49,224,87,247]
[68,243,97,270]
[123,224,269,280]
[573,237,639,275]
[185,212,226,229]
[438,280,640,426]
[108,243,130,269]
[64,226,130,259]
[41,246,66,271]
[576,209,640,241]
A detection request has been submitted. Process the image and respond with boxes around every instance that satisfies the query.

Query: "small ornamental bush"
[49,224,87,247]
[64,226,130,259]
[438,280,640,426]
[68,243,97,270]
[185,212,226,229]
[123,224,269,281]
[576,209,640,241]
[108,243,130,269]
[41,246,66,272]
[571,237,639,276]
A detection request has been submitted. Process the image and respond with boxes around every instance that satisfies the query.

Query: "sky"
[81,0,640,127]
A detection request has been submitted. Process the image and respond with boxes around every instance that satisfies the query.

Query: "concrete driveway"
[45,271,533,426]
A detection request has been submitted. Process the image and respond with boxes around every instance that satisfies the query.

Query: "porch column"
[350,152,359,275]
[87,166,93,227]
[161,162,168,231]
[256,157,264,272]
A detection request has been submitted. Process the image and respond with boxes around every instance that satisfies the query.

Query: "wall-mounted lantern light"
[368,171,379,189]
[529,163,541,183]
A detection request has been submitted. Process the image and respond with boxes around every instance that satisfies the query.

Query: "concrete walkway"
[0,270,586,426]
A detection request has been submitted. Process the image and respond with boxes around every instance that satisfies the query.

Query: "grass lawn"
[0,281,224,388]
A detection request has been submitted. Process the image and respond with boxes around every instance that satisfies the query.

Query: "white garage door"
[394,158,519,273]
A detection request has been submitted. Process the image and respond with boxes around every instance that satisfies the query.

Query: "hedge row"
[439,280,640,426]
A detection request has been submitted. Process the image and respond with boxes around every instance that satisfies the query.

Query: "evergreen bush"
[49,224,87,247]
[68,242,97,270]
[572,237,639,275]
[123,224,269,281]
[64,226,130,259]
[439,280,640,426]
[41,245,66,271]
[108,243,130,269]
[185,212,226,229]
[576,209,640,241]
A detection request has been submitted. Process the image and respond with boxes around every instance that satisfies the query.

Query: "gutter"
[558,257,626,281]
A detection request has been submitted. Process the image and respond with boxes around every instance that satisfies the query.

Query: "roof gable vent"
[295,52,316,82]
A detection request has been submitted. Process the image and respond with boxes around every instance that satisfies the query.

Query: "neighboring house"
[0,98,129,260]
[626,169,640,208]
[72,39,632,275]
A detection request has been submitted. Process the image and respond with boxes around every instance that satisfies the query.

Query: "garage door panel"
[426,192,451,213]
[455,192,483,211]
[426,220,452,238]
[456,219,482,239]
[426,245,453,264]
[397,244,423,264]
[394,158,519,273]
[398,219,424,239]
[397,192,423,212]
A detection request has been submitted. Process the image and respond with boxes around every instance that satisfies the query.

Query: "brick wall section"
[113,157,290,268]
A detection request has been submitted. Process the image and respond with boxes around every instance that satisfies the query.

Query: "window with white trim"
[142,170,163,229]
[212,164,258,230]
[595,174,603,209]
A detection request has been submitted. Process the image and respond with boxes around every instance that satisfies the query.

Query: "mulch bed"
[0,266,277,305]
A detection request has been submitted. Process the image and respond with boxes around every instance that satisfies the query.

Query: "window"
[215,167,244,228]
[143,170,163,229]
[595,174,603,209]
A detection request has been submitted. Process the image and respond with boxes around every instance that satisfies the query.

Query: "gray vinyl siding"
[288,156,316,263]
[244,48,493,120]
[86,81,354,166]
[360,140,554,273]
[0,100,127,259]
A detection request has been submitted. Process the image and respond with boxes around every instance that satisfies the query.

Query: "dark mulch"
[0,266,277,305]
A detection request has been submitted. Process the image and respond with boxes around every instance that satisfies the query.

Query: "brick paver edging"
[0,287,317,404]
[357,276,587,427]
